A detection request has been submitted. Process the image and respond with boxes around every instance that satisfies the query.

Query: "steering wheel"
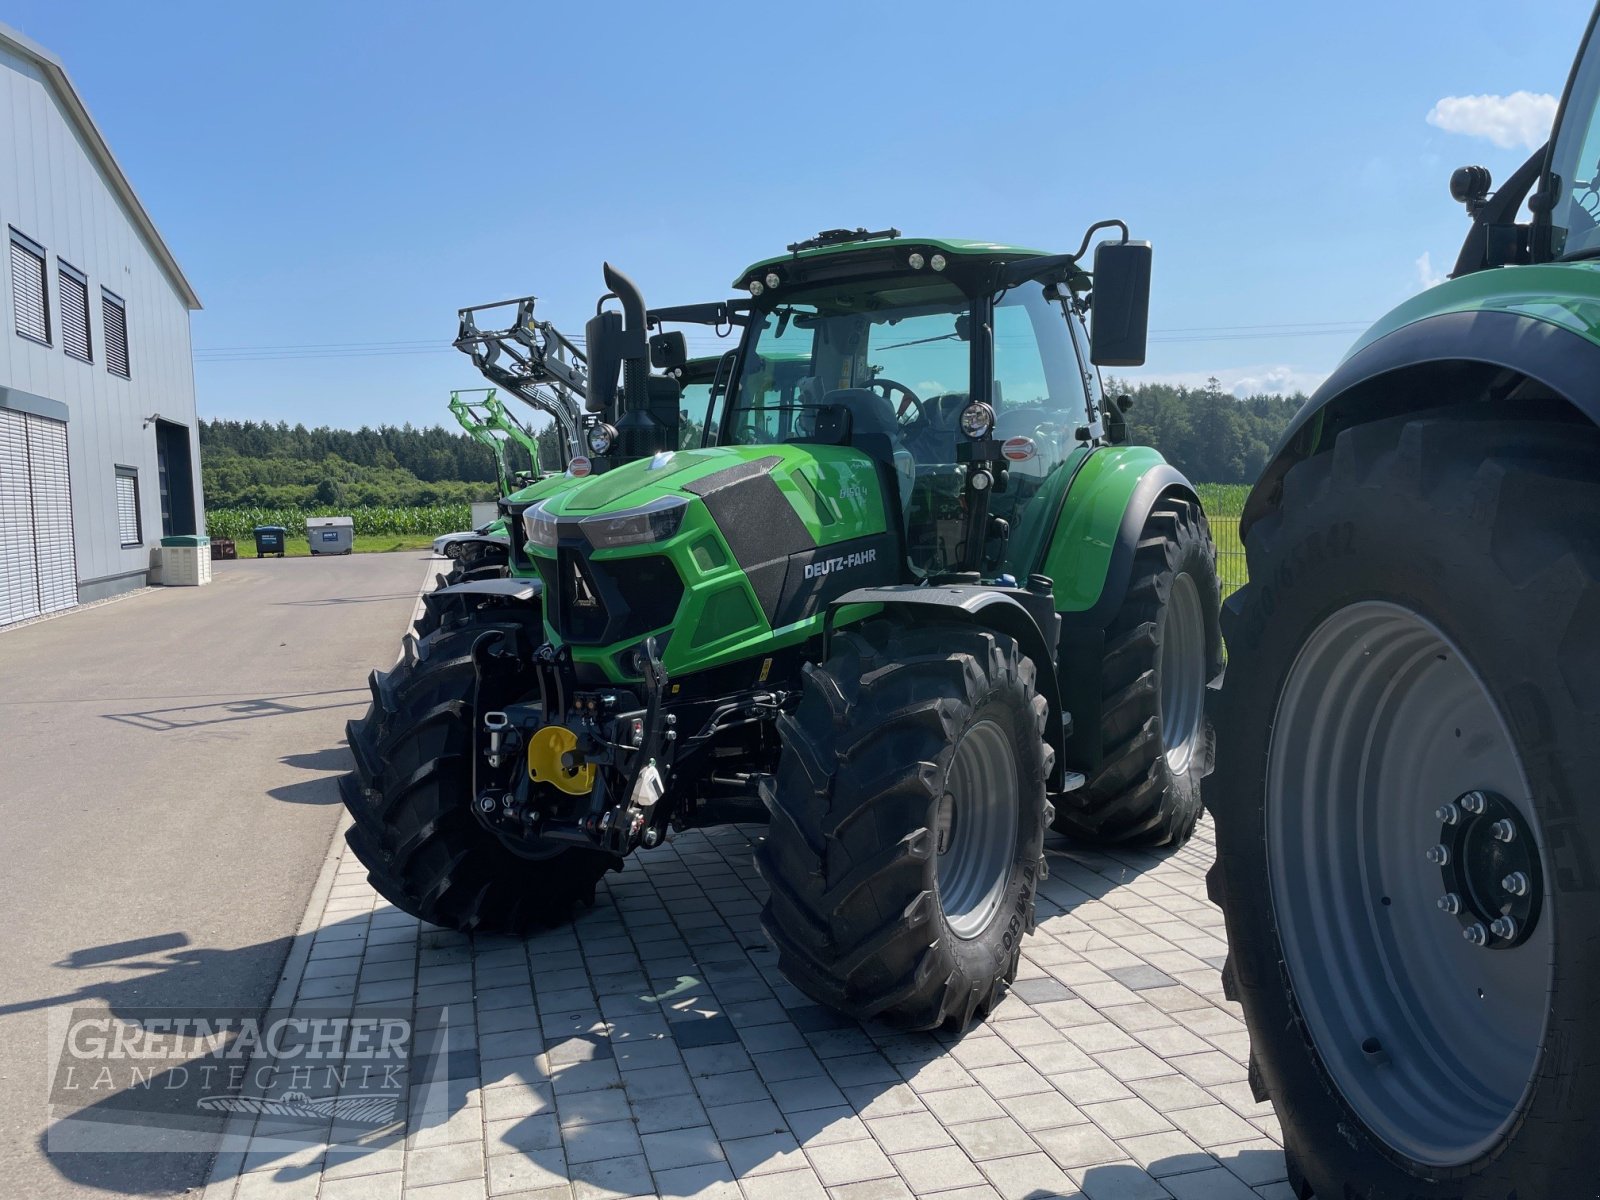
[869,378,923,423]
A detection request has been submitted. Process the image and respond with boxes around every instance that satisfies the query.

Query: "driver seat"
[812,388,916,528]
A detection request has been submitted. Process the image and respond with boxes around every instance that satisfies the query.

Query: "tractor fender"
[1051,459,1206,776]
[421,575,542,623]
[1242,308,1600,540]
[430,577,541,604]
[829,584,1068,791]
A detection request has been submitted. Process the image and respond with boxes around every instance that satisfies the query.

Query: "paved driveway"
[196,818,1288,1200]
[0,553,430,1198]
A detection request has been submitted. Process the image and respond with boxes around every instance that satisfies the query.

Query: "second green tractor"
[342,225,1223,1028]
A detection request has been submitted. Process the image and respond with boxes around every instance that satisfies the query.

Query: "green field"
[207,504,471,542]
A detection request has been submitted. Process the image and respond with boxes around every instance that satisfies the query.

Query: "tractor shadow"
[40,823,1228,1196]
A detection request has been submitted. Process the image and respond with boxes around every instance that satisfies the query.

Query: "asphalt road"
[0,552,431,1198]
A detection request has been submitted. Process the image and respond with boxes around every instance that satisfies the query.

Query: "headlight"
[930,253,947,271]
[908,252,926,270]
[588,422,617,455]
[749,279,765,297]
[580,496,689,549]
[959,401,996,439]
[522,502,560,549]
[764,272,780,290]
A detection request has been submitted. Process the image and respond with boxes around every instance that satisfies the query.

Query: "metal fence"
[1195,483,1248,600]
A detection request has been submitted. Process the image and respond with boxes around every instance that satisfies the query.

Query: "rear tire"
[341,615,611,934]
[1210,411,1600,1196]
[759,620,1052,1030]
[1052,493,1220,847]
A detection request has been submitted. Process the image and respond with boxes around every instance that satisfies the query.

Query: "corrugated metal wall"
[0,42,201,603]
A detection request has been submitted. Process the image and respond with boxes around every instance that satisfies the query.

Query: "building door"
[154,419,195,537]
[0,409,77,626]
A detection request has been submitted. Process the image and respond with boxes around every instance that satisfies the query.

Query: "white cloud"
[1426,91,1557,150]
[1416,251,1446,290]
[1121,364,1327,398]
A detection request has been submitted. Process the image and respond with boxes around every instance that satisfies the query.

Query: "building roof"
[0,21,201,310]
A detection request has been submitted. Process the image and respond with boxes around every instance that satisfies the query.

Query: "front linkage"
[467,627,792,858]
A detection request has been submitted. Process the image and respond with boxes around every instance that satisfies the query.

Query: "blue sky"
[6,1,1593,428]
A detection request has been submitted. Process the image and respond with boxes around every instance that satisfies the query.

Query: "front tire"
[1052,494,1220,847]
[1210,411,1600,1197]
[340,616,612,934]
[759,621,1052,1030]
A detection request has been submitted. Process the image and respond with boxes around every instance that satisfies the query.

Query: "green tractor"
[342,225,1223,1027]
[1208,7,1600,1194]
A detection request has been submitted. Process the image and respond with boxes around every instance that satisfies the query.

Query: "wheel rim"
[1158,571,1207,774]
[935,718,1019,940]
[1267,601,1552,1167]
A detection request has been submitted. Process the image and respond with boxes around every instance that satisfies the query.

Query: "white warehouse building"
[0,21,203,626]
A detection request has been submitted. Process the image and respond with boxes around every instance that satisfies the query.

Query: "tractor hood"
[528,443,901,682]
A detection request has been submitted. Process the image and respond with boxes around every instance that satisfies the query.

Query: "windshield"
[724,277,1091,575]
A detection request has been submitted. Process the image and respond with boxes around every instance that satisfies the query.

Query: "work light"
[587,422,618,455]
[960,401,995,439]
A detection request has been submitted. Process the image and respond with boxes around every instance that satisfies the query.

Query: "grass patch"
[225,534,437,559]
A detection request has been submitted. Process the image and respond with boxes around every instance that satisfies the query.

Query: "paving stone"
[825,1179,915,1200]
[1167,1106,1261,1148]
[920,1086,1007,1125]
[652,1161,740,1200]
[1069,1159,1170,1199]
[948,1116,1037,1160]
[706,1098,787,1141]
[1080,1097,1173,1139]
[886,1144,985,1193]
[976,1151,1076,1200]
[318,1172,405,1200]
[723,1130,807,1176]
[1033,1122,1124,1170]
[641,1125,727,1172]
[556,1088,633,1128]
[739,1169,830,1200]
[566,1152,654,1200]
[1118,1130,1216,1177]
[863,1111,950,1154]
[806,1139,896,1196]
[786,1106,870,1147]
[1160,1166,1260,1200]
[406,1141,486,1188]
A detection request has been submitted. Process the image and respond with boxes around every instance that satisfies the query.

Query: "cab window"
[1548,16,1600,258]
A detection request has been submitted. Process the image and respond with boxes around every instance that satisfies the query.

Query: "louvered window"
[10,230,48,345]
[59,262,90,362]
[115,467,141,547]
[104,289,129,378]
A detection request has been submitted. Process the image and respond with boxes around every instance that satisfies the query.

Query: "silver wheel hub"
[936,718,1018,940]
[1266,601,1552,1167]
[1158,571,1206,774]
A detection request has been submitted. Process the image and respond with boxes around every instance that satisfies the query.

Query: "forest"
[198,379,1307,510]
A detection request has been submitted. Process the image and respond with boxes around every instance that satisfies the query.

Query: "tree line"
[200,380,1306,508]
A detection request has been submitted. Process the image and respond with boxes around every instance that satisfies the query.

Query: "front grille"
[544,545,683,646]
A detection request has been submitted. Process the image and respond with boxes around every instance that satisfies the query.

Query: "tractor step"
[1059,771,1086,793]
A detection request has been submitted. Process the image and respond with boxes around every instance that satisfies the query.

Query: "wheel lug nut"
[1461,792,1487,814]
[1425,844,1451,865]
[1435,803,1460,825]
[1490,915,1519,940]
[1490,819,1517,843]
[1501,871,1529,896]
[1463,922,1488,946]
[1437,893,1462,914]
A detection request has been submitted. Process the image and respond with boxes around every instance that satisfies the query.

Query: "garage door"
[0,409,77,627]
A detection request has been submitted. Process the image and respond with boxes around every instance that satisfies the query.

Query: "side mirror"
[649,330,688,371]
[1089,240,1152,367]
[584,310,625,414]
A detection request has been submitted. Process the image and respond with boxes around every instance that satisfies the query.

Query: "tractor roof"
[735,233,1050,288]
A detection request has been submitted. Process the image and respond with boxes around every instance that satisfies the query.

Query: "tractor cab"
[722,229,1150,581]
